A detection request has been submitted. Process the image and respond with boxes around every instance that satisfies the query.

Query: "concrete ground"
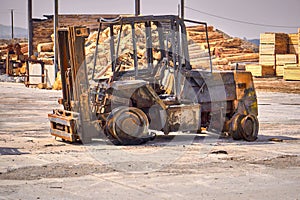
[0,82,299,200]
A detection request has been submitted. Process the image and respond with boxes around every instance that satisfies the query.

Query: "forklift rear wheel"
[229,113,245,140]
[240,114,259,142]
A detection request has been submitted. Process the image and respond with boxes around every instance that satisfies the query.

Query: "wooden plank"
[186,25,214,32]
[259,44,275,54]
[260,33,288,44]
[276,54,297,65]
[245,64,274,77]
[289,44,299,54]
[284,67,300,80]
[226,53,259,62]
[288,33,299,45]
[259,54,275,66]
[285,64,299,68]
[276,65,284,76]
[37,42,54,53]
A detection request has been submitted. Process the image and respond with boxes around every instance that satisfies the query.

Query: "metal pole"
[135,0,140,16]
[181,0,184,19]
[54,0,58,76]
[28,0,33,56]
[11,9,14,39]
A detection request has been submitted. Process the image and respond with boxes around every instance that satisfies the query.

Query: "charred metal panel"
[166,104,201,133]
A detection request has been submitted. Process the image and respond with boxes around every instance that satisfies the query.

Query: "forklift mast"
[57,27,90,112]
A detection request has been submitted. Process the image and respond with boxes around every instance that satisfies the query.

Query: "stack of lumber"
[276,54,298,76]
[260,33,288,54]
[282,29,300,80]
[247,32,299,77]
[259,33,288,68]
[186,25,258,70]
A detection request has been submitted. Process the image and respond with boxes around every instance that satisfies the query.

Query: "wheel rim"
[241,115,259,141]
[105,107,151,145]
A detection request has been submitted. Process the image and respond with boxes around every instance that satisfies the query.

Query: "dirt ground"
[0,79,300,200]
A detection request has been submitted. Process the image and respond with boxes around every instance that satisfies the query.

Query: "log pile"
[0,41,28,55]
[82,24,258,78]
[186,25,258,70]
[0,41,29,76]
[36,37,54,65]
[84,23,162,80]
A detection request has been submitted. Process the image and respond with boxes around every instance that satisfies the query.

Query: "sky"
[0,0,300,39]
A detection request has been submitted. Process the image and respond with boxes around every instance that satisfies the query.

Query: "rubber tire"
[229,113,245,140]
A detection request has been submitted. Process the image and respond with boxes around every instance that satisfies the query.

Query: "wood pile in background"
[83,24,258,78]
[0,42,28,55]
[36,38,55,65]
[186,25,258,70]
[259,33,288,69]
[247,31,300,79]
[84,23,162,80]
[31,14,121,69]
[32,14,120,52]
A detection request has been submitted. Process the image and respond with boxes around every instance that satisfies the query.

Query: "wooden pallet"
[48,110,79,142]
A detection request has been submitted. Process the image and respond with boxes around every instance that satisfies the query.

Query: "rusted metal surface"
[48,15,259,145]
[48,110,79,142]
[165,104,201,134]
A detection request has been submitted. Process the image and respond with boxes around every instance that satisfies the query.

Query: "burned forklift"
[48,15,259,145]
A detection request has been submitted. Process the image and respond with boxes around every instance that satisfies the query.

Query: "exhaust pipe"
[135,0,140,16]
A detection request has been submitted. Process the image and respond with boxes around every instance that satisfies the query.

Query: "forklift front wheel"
[105,106,153,145]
